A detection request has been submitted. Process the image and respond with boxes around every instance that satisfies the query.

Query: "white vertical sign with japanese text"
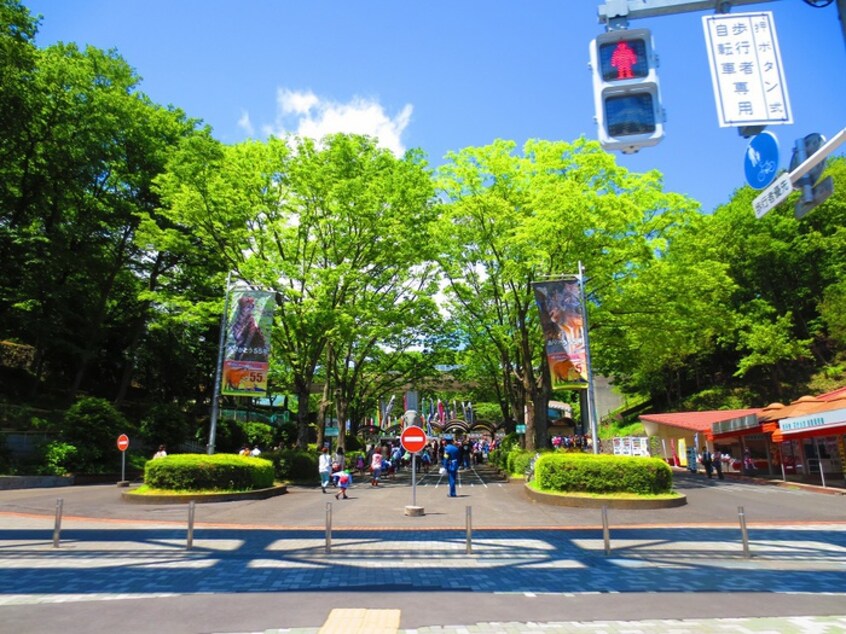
[702,12,793,128]
[753,172,792,218]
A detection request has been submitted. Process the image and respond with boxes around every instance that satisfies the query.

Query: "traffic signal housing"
[590,28,664,154]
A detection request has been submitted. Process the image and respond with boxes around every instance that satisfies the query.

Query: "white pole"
[412,452,417,507]
[579,262,600,454]
[208,271,232,455]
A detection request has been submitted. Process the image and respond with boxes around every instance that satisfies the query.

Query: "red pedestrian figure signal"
[611,41,637,79]
[598,36,648,82]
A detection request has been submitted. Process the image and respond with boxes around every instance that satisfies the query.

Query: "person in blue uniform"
[443,436,460,497]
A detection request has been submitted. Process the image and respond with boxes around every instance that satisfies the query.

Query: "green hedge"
[144,454,275,491]
[535,453,673,495]
[263,448,318,483]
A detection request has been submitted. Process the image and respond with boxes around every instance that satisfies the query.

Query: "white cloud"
[279,89,320,115]
[262,88,413,156]
[237,110,254,137]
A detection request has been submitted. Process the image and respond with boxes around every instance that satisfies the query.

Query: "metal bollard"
[325,502,332,554]
[738,506,751,558]
[465,506,473,554]
[52,498,63,548]
[186,501,195,550]
[601,505,611,556]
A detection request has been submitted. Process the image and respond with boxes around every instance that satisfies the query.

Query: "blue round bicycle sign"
[744,131,779,190]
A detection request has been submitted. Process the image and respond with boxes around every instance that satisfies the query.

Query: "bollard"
[465,506,473,554]
[325,502,332,554]
[52,498,63,548]
[601,505,611,556]
[738,505,751,558]
[186,501,195,550]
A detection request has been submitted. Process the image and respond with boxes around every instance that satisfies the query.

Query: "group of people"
[239,444,262,457]
[698,447,726,480]
[317,435,501,499]
[550,434,594,451]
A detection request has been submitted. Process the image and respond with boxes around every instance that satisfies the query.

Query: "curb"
[524,483,687,509]
[121,483,288,504]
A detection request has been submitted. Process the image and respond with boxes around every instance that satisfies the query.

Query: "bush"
[140,403,188,451]
[264,448,317,483]
[144,453,274,491]
[39,441,79,476]
[240,422,274,450]
[535,453,673,495]
[510,449,537,478]
[63,396,130,473]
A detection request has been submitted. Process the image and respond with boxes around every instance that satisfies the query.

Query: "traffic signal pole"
[599,0,845,50]
[599,0,778,28]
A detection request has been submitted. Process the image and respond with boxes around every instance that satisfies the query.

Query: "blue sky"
[23,0,845,212]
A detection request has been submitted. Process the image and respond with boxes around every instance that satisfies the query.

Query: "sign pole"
[400,414,426,517]
[579,262,600,454]
[116,434,130,487]
[208,271,232,455]
[411,452,417,507]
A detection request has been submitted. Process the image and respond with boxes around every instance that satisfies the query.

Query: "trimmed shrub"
[263,448,318,483]
[508,448,537,477]
[144,453,274,491]
[535,453,673,495]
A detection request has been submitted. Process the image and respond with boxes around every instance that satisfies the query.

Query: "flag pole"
[208,271,232,455]
[578,261,600,454]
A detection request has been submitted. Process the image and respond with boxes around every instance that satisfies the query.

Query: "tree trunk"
[334,388,349,452]
[295,381,312,449]
[315,376,332,450]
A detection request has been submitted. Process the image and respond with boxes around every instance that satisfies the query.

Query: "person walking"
[713,448,725,480]
[370,448,383,486]
[701,448,714,479]
[318,447,332,493]
[335,470,350,500]
[443,436,460,497]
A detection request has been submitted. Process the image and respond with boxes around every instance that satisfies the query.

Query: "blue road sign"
[745,131,780,190]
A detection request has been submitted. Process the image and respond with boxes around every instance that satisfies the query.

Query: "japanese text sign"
[702,12,792,128]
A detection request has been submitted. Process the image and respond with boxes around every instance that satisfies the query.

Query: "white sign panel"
[753,172,792,218]
[702,12,792,128]
[779,408,846,434]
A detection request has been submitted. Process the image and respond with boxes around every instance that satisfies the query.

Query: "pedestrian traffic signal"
[589,28,664,154]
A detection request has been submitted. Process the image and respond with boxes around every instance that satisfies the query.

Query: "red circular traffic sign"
[400,426,427,454]
[117,434,130,452]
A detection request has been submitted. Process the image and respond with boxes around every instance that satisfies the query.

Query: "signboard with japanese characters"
[702,12,792,128]
[753,172,793,218]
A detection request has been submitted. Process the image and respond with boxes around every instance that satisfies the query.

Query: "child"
[335,470,350,500]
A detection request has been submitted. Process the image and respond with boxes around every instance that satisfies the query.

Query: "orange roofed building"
[639,386,846,488]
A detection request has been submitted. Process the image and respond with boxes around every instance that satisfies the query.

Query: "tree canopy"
[1,0,844,455]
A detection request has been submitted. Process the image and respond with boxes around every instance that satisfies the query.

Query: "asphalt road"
[2,464,845,529]
[1,465,845,633]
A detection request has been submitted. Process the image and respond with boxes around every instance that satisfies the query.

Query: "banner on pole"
[222,289,275,396]
[533,278,588,390]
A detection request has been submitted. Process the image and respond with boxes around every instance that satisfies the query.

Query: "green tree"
[0,20,197,402]
[151,134,438,448]
[436,138,702,448]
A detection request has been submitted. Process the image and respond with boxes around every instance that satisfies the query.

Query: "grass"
[526,480,683,500]
[126,484,278,496]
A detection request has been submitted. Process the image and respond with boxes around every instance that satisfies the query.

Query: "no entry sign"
[400,426,427,454]
[116,434,130,452]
